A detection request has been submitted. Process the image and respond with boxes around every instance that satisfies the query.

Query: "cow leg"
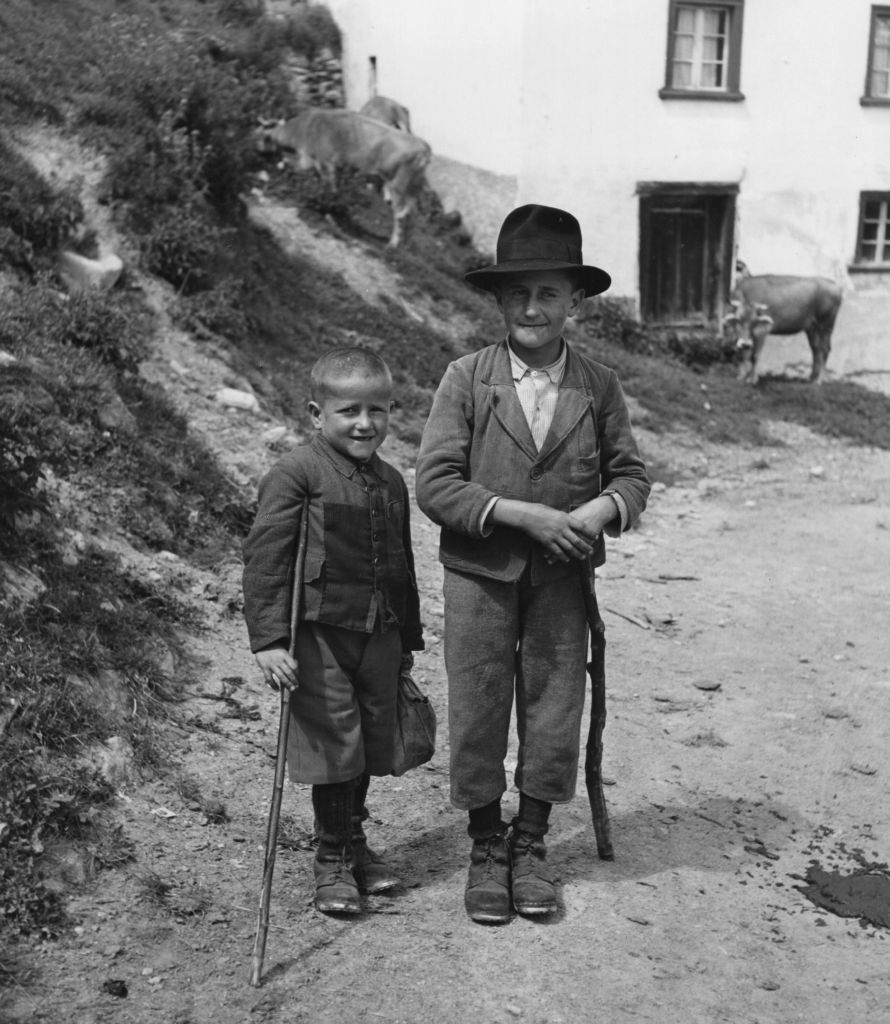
[387,206,405,248]
[747,327,770,385]
[807,327,829,384]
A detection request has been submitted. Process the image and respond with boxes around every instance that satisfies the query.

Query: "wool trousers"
[443,565,589,810]
[286,620,401,784]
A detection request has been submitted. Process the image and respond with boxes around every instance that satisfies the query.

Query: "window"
[660,1,744,101]
[855,193,890,265]
[863,7,890,104]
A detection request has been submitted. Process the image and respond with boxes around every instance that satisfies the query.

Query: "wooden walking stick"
[580,557,614,861]
[249,509,309,987]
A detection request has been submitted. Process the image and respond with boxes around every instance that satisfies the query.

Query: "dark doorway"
[638,184,736,324]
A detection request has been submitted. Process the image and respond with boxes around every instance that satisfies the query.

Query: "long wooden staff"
[249,508,310,987]
[579,557,615,861]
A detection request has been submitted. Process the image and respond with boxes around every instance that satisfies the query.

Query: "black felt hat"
[465,204,611,296]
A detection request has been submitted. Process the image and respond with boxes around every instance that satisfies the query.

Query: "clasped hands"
[492,495,616,565]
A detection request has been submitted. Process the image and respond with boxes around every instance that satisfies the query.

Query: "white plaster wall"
[317,0,890,371]
[322,0,522,174]
[517,0,890,371]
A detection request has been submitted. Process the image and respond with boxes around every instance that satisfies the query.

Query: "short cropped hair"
[310,346,393,402]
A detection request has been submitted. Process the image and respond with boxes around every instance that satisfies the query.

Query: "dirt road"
[8,415,890,1024]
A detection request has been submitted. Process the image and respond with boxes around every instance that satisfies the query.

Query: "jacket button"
[530,469,542,481]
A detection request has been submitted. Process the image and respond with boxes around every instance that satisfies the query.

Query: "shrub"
[217,0,265,27]
[174,278,249,340]
[0,279,145,372]
[255,3,342,60]
[0,139,84,253]
[575,296,649,352]
[142,208,222,294]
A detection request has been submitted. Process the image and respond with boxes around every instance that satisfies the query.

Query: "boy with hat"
[415,205,649,923]
[243,347,424,915]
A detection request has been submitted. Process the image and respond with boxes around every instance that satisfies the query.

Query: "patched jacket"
[415,340,650,584]
[242,433,424,654]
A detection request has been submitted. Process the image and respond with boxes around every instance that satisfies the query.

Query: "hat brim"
[465,259,611,297]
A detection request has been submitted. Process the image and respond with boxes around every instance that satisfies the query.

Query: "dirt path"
[7,419,890,1024]
[5,141,890,1020]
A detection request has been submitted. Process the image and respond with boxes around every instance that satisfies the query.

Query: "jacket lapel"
[484,343,539,461]
[537,351,594,463]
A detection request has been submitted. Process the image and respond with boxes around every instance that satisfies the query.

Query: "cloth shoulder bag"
[392,663,436,776]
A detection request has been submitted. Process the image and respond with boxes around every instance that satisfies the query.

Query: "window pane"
[675,7,696,32]
[862,221,879,242]
[871,16,890,96]
[700,62,724,87]
[882,243,890,261]
[702,9,726,35]
[674,34,695,61]
[860,242,877,261]
[864,200,882,219]
[671,4,730,91]
[672,62,693,87]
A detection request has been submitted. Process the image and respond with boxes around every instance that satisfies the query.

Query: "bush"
[0,139,84,253]
[142,208,223,294]
[174,278,249,340]
[0,279,145,372]
[575,295,649,352]
[253,3,342,59]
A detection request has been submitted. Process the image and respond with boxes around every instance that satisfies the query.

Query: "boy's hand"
[570,494,620,543]
[492,499,593,562]
[255,643,299,692]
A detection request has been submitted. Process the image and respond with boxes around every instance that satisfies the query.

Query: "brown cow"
[256,108,431,248]
[722,261,843,384]
[359,95,412,133]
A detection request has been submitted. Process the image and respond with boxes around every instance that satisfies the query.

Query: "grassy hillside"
[3,0,890,968]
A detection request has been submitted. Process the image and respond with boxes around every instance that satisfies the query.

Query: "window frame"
[853,191,890,268]
[659,0,745,102]
[862,6,890,106]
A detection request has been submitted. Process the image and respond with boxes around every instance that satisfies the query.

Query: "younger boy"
[243,347,424,915]
[415,204,650,923]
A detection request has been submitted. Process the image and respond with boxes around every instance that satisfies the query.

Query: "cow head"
[723,299,774,350]
[254,117,285,156]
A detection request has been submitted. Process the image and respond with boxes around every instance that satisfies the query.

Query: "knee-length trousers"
[286,620,401,785]
[443,566,589,810]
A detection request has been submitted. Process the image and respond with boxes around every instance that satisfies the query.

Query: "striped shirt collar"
[506,337,568,384]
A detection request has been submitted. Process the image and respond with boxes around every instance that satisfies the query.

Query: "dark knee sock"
[353,772,371,823]
[312,780,356,852]
[467,798,504,840]
[514,792,552,838]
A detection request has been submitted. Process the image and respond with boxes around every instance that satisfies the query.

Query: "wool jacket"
[242,433,424,654]
[415,340,650,584]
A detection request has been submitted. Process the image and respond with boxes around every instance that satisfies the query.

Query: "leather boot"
[312,782,360,915]
[509,828,557,917]
[349,772,400,893]
[464,832,511,924]
[351,818,401,894]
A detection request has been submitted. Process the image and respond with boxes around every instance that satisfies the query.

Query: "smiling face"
[495,269,585,366]
[308,373,393,463]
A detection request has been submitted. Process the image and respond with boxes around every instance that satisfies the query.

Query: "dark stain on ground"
[798,865,890,929]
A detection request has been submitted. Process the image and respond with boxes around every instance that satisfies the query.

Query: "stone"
[96,393,137,434]
[57,250,124,294]
[215,387,260,413]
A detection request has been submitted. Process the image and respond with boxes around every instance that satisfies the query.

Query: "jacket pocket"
[570,450,601,490]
